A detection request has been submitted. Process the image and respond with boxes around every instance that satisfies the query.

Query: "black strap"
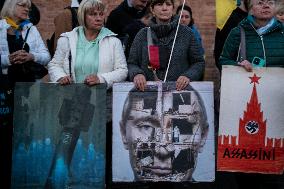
[239,26,246,62]
[68,50,72,78]
[22,27,31,49]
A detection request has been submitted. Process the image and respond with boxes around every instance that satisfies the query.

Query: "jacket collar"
[61,26,116,39]
[240,16,282,35]
[149,16,179,39]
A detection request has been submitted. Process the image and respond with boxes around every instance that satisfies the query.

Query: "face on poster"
[112,82,215,182]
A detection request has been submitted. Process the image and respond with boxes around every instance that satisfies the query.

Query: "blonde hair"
[77,0,105,28]
[1,0,31,18]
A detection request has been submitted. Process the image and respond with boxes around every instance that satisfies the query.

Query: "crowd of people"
[1,0,284,188]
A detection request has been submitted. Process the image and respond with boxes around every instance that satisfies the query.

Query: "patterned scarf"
[4,17,31,39]
[247,14,277,35]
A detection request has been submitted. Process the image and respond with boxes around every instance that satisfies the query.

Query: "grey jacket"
[127,17,205,82]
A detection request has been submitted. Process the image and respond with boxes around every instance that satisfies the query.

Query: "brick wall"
[33,0,220,85]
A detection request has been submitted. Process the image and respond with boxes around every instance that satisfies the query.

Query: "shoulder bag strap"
[147,27,159,81]
[68,50,72,78]
[238,26,246,62]
[22,27,31,49]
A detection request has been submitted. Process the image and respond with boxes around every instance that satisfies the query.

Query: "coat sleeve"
[98,38,128,89]
[47,36,70,82]
[29,26,51,65]
[127,29,146,81]
[219,27,241,68]
[182,28,205,81]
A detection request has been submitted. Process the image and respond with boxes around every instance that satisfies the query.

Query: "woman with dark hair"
[176,4,204,55]
[128,0,204,92]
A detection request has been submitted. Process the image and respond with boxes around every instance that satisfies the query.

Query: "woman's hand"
[133,74,147,91]
[84,74,100,86]
[238,60,253,72]
[9,50,34,64]
[58,76,72,85]
[176,76,190,91]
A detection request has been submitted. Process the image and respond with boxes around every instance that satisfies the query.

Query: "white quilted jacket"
[0,19,51,74]
[47,27,128,89]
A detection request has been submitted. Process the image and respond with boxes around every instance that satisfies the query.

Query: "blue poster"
[11,83,106,189]
[0,77,13,127]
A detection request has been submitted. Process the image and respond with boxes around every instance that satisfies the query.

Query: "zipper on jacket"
[259,35,266,67]
[250,23,267,67]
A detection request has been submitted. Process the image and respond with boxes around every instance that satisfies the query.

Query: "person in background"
[123,7,152,58]
[49,0,83,56]
[106,0,149,57]
[214,0,249,71]
[128,0,204,92]
[28,2,40,25]
[219,0,284,71]
[176,4,204,56]
[276,1,284,22]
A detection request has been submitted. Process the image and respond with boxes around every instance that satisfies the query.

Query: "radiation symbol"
[245,121,259,134]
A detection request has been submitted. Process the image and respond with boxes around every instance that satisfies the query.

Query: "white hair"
[1,0,31,19]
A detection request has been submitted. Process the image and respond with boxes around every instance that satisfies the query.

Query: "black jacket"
[106,0,146,38]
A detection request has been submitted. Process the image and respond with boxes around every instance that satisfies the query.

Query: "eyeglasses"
[255,0,275,7]
[16,3,30,9]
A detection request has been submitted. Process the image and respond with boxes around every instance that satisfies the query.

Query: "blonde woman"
[48,0,127,88]
[46,0,127,188]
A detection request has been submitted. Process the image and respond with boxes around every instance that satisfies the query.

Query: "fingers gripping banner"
[112,82,215,182]
[11,83,106,189]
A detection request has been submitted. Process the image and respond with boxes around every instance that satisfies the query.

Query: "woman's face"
[85,6,105,31]
[151,0,174,24]
[179,9,191,26]
[276,11,284,23]
[250,0,276,22]
[14,1,30,23]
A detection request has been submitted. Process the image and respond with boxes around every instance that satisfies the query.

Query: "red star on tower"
[249,74,261,84]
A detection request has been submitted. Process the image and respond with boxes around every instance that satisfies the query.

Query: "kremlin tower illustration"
[218,74,284,174]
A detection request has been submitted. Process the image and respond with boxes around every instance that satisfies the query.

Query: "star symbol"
[249,74,261,84]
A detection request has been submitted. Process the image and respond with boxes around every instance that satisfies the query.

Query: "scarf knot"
[4,17,31,39]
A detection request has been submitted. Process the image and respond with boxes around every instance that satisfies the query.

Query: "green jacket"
[219,18,284,68]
